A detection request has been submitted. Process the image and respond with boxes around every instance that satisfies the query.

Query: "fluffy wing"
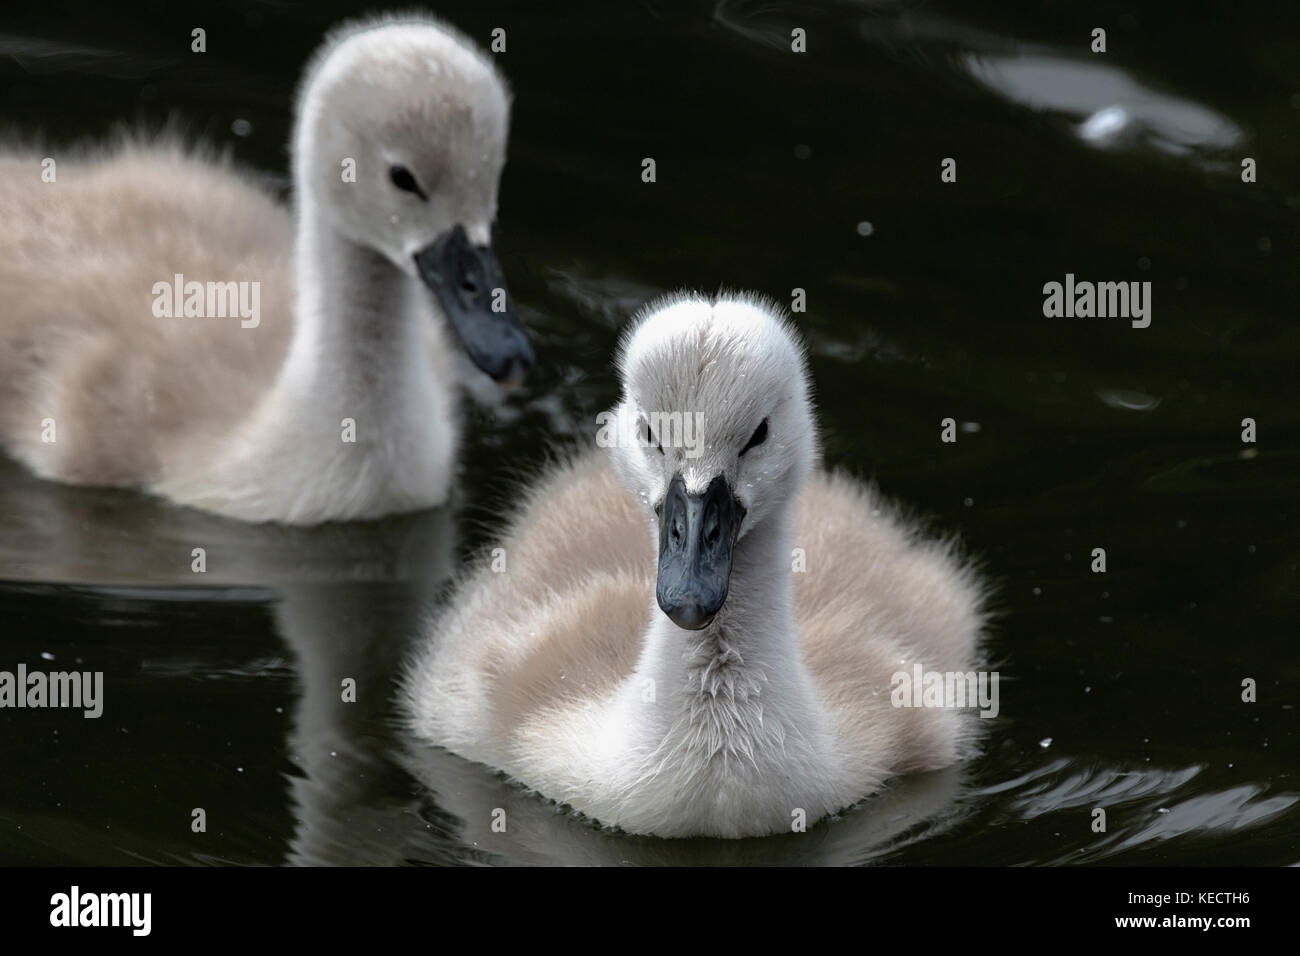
[0,141,293,484]
[796,471,988,773]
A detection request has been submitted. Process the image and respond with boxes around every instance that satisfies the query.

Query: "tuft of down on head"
[292,14,511,273]
[608,291,820,537]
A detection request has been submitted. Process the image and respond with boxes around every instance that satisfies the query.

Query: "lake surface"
[1,0,1296,865]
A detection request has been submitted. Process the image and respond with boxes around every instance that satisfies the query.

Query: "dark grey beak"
[414,224,533,384]
[656,473,742,630]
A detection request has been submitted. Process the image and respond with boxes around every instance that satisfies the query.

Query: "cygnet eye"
[740,418,768,456]
[389,165,428,201]
[644,421,663,455]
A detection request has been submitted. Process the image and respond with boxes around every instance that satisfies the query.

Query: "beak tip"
[486,342,533,385]
[675,614,716,631]
[494,356,531,388]
[656,594,721,631]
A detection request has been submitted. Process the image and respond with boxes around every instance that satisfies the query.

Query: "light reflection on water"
[964,54,1243,159]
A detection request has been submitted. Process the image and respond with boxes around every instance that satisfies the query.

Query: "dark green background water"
[1,0,1296,864]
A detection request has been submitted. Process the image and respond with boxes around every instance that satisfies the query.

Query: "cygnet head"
[609,293,819,630]
[293,16,531,383]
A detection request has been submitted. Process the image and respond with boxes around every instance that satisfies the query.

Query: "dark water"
[1,0,1296,865]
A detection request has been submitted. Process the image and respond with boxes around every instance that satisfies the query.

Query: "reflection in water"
[714,0,1243,161]
[396,746,968,866]
[280,575,448,867]
[1095,388,1161,413]
[0,458,450,588]
[963,55,1242,158]
[0,34,147,78]
[977,758,1298,865]
[0,455,459,865]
